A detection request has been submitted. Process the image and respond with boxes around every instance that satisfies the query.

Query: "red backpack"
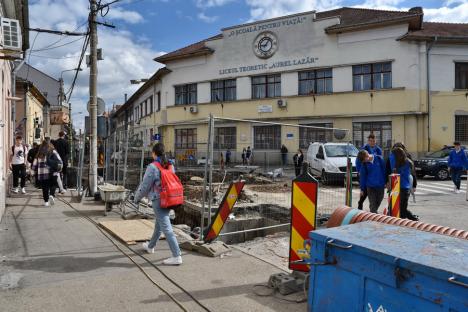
[153,161,184,208]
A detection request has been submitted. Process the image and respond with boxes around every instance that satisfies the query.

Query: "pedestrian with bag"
[293,149,304,177]
[134,143,183,265]
[10,135,28,194]
[389,147,419,221]
[357,149,386,213]
[27,142,40,188]
[32,141,63,206]
[355,134,383,209]
[448,142,468,194]
[52,131,69,190]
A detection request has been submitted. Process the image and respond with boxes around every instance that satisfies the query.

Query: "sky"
[28,0,468,130]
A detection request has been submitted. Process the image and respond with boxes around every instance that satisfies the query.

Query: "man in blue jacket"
[357,149,386,213]
[355,134,383,209]
[448,142,468,194]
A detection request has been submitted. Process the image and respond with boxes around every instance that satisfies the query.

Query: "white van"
[306,142,358,184]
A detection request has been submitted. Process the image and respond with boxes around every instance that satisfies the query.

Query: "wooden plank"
[99,219,160,245]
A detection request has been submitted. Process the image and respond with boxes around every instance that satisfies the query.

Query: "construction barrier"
[204,181,245,243]
[327,206,468,240]
[388,174,400,218]
[289,171,318,272]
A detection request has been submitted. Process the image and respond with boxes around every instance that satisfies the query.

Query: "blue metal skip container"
[308,222,468,312]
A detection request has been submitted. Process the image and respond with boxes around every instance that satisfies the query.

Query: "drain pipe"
[426,36,438,152]
[11,59,26,145]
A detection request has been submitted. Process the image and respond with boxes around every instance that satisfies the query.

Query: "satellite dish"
[87,97,106,115]
[333,129,347,140]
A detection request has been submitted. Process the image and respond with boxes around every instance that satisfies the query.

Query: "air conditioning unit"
[277,99,287,108]
[1,18,22,51]
[189,106,198,114]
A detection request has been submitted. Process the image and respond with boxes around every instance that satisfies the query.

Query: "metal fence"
[103,116,355,243]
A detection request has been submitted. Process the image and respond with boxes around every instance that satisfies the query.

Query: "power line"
[30,54,81,59]
[32,36,85,52]
[66,33,90,100]
[30,21,88,51]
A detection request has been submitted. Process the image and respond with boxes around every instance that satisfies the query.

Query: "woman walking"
[389,147,418,221]
[32,141,62,206]
[134,143,182,265]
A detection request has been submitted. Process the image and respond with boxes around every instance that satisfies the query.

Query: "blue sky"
[28,0,468,129]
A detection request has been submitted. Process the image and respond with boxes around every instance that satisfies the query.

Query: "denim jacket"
[134,163,161,203]
[134,158,175,203]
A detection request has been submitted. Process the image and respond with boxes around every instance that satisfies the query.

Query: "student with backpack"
[134,143,183,265]
[448,142,468,194]
[10,135,28,194]
[32,141,63,206]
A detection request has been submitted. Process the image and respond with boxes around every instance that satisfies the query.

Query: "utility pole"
[89,0,98,195]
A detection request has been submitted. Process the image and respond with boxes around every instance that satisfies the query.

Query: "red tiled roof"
[154,34,222,63]
[320,7,422,33]
[400,22,468,42]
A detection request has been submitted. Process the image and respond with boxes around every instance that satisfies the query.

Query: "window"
[299,123,333,148]
[148,96,153,114]
[455,115,468,143]
[353,121,392,153]
[254,125,281,150]
[211,79,236,102]
[156,92,161,112]
[353,62,392,91]
[175,83,197,105]
[298,69,332,95]
[175,128,197,149]
[252,74,281,99]
[455,63,468,89]
[214,127,236,150]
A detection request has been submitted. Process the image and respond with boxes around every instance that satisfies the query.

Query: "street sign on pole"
[152,133,161,141]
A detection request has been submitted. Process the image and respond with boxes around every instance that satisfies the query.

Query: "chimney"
[124,93,128,102]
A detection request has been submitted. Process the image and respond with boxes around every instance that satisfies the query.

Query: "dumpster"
[308,221,468,312]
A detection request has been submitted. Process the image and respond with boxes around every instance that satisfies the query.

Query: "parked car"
[414,146,468,180]
[307,142,358,184]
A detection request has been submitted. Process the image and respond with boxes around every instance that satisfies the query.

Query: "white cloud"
[245,0,341,21]
[28,0,164,130]
[244,0,468,23]
[197,12,219,23]
[195,0,235,9]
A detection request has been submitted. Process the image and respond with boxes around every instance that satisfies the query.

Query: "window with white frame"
[353,62,392,91]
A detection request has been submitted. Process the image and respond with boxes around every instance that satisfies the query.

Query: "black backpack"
[47,152,63,173]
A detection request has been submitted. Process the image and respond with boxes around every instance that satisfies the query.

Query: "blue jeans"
[148,199,181,257]
[451,167,463,190]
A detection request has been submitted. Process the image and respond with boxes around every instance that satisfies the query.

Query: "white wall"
[281,72,297,96]
[430,44,468,91]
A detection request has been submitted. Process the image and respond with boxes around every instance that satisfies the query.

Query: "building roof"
[399,22,468,43]
[320,7,423,33]
[154,34,222,63]
[154,7,426,63]
[17,64,60,106]
[113,67,171,116]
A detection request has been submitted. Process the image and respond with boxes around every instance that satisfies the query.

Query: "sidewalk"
[0,188,307,312]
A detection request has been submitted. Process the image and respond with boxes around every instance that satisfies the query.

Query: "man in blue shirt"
[357,149,386,213]
[355,134,383,209]
[448,142,468,194]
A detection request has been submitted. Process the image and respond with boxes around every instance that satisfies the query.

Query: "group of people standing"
[356,134,419,221]
[10,131,70,206]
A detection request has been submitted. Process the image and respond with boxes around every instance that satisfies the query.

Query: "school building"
[111,6,468,164]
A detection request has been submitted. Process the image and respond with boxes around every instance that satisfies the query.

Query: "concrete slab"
[0,188,306,312]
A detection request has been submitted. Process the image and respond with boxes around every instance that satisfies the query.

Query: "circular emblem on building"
[253,31,278,59]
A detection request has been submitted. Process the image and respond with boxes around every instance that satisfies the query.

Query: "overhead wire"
[31,36,86,53]
[65,32,90,101]
[31,20,88,52]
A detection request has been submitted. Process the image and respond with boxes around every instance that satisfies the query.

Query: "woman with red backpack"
[134,143,183,265]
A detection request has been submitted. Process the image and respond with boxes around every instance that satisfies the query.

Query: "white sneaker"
[21,188,26,194]
[455,189,461,194]
[163,256,182,266]
[454,186,457,192]
[44,201,50,207]
[142,242,154,254]
[49,196,55,205]
[12,188,19,194]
